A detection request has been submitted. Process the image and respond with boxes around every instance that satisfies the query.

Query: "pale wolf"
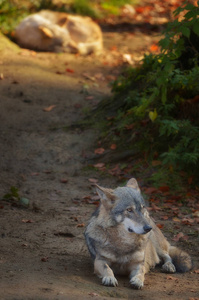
[15,10,103,55]
[85,178,192,289]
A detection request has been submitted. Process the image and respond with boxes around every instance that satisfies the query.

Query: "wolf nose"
[143,225,152,233]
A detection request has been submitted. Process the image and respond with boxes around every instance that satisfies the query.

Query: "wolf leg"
[129,262,145,289]
[161,252,176,273]
[94,259,118,287]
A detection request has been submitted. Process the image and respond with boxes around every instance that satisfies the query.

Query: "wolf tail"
[169,246,192,272]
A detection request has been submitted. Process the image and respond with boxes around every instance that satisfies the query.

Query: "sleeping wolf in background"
[15,10,103,55]
[84,178,192,289]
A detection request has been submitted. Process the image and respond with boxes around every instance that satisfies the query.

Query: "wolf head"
[96,178,152,235]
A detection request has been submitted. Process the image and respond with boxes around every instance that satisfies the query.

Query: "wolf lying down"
[15,10,103,55]
[85,178,192,289]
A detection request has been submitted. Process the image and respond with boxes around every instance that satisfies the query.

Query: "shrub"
[103,1,199,184]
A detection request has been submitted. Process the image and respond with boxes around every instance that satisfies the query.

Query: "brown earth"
[0,26,198,300]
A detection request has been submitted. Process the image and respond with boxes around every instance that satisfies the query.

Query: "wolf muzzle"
[143,224,152,234]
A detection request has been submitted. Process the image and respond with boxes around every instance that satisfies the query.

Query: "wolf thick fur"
[84,178,192,289]
[15,10,103,55]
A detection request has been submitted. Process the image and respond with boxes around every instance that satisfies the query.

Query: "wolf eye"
[127,207,133,212]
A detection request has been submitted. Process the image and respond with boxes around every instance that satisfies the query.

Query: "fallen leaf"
[192,210,199,217]
[21,219,34,223]
[88,178,98,183]
[21,49,37,56]
[94,148,105,155]
[94,73,105,81]
[143,187,158,194]
[135,7,145,13]
[76,223,85,228]
[172,217,181,222]
[150,44,159,52]
[93,163,105,169]
[110,45,117,51]
[172,232,184,242]
[157,223,164,229]
[82,195,91,200]
[66,68,74,73]
[60,178,68,183]
[43,105,56,112]
[31,172,39,176]
[108,164,122,176]
[161,216,169,220]
[171,207,179,211]
[41,257,48,262]
[166,275,178,281]
[150,203,162,211]
[181,218,194,225]
[110,144,117,150]
[159,186,170,192]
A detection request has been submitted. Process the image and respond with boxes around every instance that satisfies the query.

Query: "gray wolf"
[84,178,192,289]
[15,10,103,55]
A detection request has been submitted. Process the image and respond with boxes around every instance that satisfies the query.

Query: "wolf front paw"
[102,276,118,287]
[162,261,176,273]
[130,276,144,289]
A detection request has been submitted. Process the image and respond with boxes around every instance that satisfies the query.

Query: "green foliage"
[72,0,99,18]
[3,186,20,201]
[101,0,134,15]
[104,1,199,185]
[0,0,137,35]
[2,186,30,207]
[0,0,27,34]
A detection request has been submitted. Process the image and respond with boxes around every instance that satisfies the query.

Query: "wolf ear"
[95,185,115,209]
[126,178,141,192]
[39,26,53,38]
[57,16,68,27]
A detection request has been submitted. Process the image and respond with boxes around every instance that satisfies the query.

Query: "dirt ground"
[0,24,198,300]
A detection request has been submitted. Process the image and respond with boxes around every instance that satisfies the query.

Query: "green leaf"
[159,38,170,50]
[161,86,167,105]
[181,26,190,38]
[193,21,199,36]
[184,3,195,11]
[184,10,196,19]
[149,109,158,122]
